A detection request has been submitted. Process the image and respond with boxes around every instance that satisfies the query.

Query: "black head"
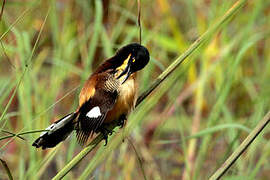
[115,43,150,83]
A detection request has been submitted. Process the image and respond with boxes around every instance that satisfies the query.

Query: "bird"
[32,43,150,149]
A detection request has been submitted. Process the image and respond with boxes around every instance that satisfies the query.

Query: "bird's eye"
[132,57,136,63]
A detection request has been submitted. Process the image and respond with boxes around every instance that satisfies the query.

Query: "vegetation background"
[0,0,270,179]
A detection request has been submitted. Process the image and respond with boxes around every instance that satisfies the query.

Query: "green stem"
[0,130,48,141]
[209,111,270,180]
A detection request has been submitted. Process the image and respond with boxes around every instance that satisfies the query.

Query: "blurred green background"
[0,0,270,179]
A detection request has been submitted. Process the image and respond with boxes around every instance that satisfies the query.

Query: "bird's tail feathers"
[32,112,78,149]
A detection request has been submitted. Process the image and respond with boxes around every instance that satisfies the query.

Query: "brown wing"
[76,72,120,145]
[79,76,96,107]
[78,66,115,107]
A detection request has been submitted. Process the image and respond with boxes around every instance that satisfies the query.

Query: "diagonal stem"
[209,111,270,180]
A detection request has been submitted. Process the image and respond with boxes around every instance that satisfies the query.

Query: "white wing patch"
[86,106,102,118]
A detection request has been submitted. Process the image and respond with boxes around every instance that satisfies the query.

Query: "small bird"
[32,43,150,149]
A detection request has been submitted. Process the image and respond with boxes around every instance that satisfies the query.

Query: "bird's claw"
[100,127,114,146]
[103,135,108,146]
[117,115,127,128]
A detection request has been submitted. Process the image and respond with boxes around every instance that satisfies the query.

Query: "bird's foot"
[117,115,127,128]
[100,126,114,146]
[101,131,108,146]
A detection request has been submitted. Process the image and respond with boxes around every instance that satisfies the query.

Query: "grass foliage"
[0,0,270,179]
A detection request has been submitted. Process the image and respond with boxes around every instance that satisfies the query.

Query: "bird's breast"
[104,74,137,124]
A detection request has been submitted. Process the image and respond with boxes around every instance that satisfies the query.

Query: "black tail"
[32,112,78,150]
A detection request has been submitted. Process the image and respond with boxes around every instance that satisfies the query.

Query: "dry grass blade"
[0,41,15,69]
[127,137,147,180]
[0,0,6,21]
[0,0,14,69]
[137,0,141,44]
[0,7,31,41]
[52,0,248,179]
[0,158,13,180]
